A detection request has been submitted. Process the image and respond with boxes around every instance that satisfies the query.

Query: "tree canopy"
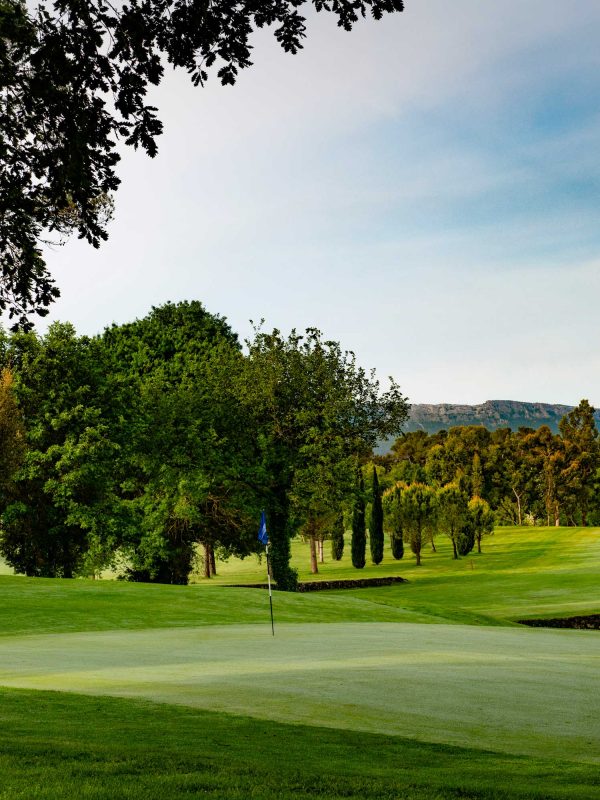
[0,0,404,327]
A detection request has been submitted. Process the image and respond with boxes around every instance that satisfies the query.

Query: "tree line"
[301,401,599,573]
[0,301,407,588]
[0,301,597,585]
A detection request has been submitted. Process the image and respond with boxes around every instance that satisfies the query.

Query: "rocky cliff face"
[404,400,600,435]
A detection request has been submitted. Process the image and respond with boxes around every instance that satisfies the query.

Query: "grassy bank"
[1,688,598,800]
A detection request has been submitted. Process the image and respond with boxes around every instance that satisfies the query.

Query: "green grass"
[0,622,597,762]
[1,688,598,800]
[2,527,596,637]
[0,526,598,798]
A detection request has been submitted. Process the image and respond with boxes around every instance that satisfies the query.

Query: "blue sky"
[41,1,600,405]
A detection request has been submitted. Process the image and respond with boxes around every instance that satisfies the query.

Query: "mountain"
[376,400,600,453]
[405,400,600,435]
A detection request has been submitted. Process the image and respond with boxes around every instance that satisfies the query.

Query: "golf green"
[0,621,597,763]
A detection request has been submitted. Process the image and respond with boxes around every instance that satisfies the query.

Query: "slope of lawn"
[0,527,598,637]
[1,688,599,800]
[0,527,598,799]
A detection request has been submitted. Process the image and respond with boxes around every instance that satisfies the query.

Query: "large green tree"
[101,301,258,584]
[241,327,408,588]
[0,323,121,577]
[0,0,404,327]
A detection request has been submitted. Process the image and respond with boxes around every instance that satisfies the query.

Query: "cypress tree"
[351,470,366,569]
[369,467,384,565]
[330,511,345,561]
[391,533,404,560]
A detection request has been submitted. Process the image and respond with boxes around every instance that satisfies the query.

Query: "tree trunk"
[512,488,522,526]
[309,535,318,574]
[477,534,481,553]
[203,542,211,578]
[452,537,458,560]
[415,548,421,566]
[430,532,437,552]
[318,538,324,563]
[209,545,216,575]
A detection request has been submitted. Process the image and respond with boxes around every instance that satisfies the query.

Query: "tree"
[468,496,494,554]
[437,484,469,560]
[382,482,404,560]
[369,466,384,565]
[0,323,121,577]
[102,301,258,584]
[241,327,408,588]
[330,510,345,561]
[396,483,436,566]
[0,0,405,327]
[0,367,25,499]
[558,400,599,526]
[351,469,367,569]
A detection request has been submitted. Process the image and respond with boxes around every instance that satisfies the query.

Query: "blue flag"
[258,510,268,545]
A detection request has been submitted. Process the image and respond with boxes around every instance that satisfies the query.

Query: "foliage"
[241,326,408,588]
[0,0,404,327]
[0,323,122,577]
[330,510,345,561]
[369,466,384,564]
[351,469,366,569]
[102,301,257,584]
[382,480,404,559]
[389,482,436,566]
[437,483,469,560]
[468,496,494,553]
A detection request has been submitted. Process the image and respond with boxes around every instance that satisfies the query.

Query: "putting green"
[0,622,597,763]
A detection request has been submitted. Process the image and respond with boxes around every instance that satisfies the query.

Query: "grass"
[2,526,596,637]
[0,526,598,798]
[0,622,598,762]
[1,688,599,800]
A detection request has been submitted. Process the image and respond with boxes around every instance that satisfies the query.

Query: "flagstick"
[265,543,275,636]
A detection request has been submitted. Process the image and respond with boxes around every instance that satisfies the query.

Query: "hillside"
[404,399,600,434]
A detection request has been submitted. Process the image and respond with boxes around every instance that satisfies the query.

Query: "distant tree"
[396,483,436,566]
[456,517,475,556]
[558,400,599,526]
[468,496,494,553]
[382,482,405,560]
[390,530,404,560]
[437,484,469,559]
[369,467,384,565]
[330,511,345,561]
[351,470,367,569]
[471,452,484,498]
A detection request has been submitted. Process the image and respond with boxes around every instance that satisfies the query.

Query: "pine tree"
[330,511,345,561]
[351,470,366,569]
[369,467,384,565]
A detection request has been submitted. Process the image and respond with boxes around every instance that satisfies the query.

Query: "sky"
[39,0,600,406]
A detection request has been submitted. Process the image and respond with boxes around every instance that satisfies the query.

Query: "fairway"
[0,621,598,763]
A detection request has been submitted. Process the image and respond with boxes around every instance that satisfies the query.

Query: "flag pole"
[258,510,274,636]
[265,542,275,637]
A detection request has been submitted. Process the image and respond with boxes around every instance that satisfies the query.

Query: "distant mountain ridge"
[404,400,600,435]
